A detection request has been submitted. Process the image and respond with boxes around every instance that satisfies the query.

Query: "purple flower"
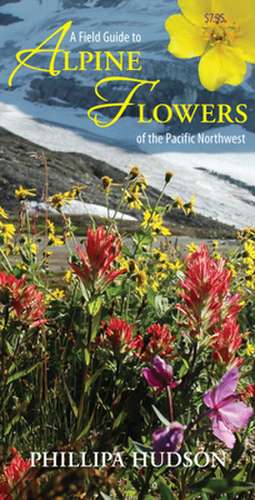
[153,422,185,459]
[143,356,176,392]
[203,367,254,449]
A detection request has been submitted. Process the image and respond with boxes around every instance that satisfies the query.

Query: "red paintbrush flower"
[136,323,175,361]
[0,448,31,499]
[0,272,46,328]
[70,226,126,291]
[177,244,241,335]
[13,284,47,328]
[105,317,133,350]
[212,318,243,366]
[243,384,255,400]
[100,316,145,355]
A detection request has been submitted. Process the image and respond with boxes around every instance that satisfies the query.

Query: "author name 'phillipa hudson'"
[30,451,226,469]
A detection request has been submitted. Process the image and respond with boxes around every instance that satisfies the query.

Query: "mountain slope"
[0,126,236,238]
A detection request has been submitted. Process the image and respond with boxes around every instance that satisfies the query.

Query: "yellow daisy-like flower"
[246,343,255,356]
[48,234,64,247]
[0,222,15,243]
[136,270,148,297]
[52,289,65,300]
[141,210,171,237]
[0,207,8,219]
[124,185,143,211]
[165,0,255,91]
[183,195,196,216]
[15,186,36,200]
[48,186,85,210]
[169,259,183,272]
[187,242,198,254]
[64,270,74,284]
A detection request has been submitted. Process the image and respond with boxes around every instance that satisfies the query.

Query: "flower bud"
[129,166,140,179]
[165,171,174,184]
[101,176,112,191]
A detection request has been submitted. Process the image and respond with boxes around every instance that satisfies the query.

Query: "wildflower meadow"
[0,167,254,499]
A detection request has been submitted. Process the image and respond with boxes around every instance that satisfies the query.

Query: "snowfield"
[0,100,254,229]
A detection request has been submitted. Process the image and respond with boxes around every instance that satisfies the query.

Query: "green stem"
[1,305,9,459]
[75,314,93,438]
[167,386,174,422]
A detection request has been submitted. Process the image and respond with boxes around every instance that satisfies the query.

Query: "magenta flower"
[143,356,176,392]
[203,367,254,449]
[153,422,185,460]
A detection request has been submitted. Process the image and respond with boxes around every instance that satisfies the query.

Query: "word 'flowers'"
[204,367,253,449]
[165,0,255,91]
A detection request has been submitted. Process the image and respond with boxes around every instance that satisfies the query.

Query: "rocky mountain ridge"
[0,126,236,238]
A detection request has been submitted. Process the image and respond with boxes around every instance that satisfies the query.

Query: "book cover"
[0,0,254,498]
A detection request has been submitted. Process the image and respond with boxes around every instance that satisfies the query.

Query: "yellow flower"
[129,166,140,179]
[246,343,255,356]
[141,210,171,237]
[227,262,238,278]
[0,207,8,219]
[52,289,65,300]
[30,243,38,255]
[15,186,36,200]
[47,220,64,246]
[187,242,198,254]
[0,222,15,243]
[124,185,143,210]
[48,186,85,210]
[47,220,55,234]
[46,289,65,303]
[183,195,196,216]
[136,270,148,297]
[64,270,73,283]
[173,196,184,210]
[169,259,183,272]
[165,0,255,91]
[48,234,64,246]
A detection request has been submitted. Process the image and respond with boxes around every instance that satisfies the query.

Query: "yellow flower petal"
[232,19,255,63]
[165,14,207,58]
[198,45,247,91]
[179,0,212,25]
[213,0,255,23]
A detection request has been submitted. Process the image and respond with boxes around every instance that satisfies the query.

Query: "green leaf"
[7,361,42,385]
[158,478,176,500]
[112,410,127,430]
[178,358,190,378]
[155,295,170,318]
[85,367,104,392]
[4,414,21,437]
[76,409,96,441]
[84,348,91,366]
[100,492,112,500]
[152,405,171,427]
[192,478,255,495]
[147,288,156,307]
[133,441,153,454]
[88,297,102,317]
[62,377,78,418]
